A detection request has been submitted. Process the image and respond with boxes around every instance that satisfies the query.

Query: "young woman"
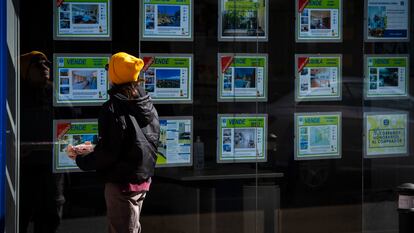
[67,52,160,233]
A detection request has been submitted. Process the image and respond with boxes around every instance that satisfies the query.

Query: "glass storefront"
[4,0,413,232]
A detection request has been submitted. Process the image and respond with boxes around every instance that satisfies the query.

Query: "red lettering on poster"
[57,0,65,8]
[297,57,309,73]
[142,57,155,72]
[57,123,71,140]
[298,0,309,13]
[221,56,234,74]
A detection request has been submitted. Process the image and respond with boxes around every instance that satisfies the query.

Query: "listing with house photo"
[141,0,192,40]
[53,120,98,173]
[156,117,192,167]
[54,55,109,106]
[219,0,268,41]
[55,0,110,38]
[141,54,192,103]
[364,112,408,158]
[295,112,341,160]
[218,54,267,101]
[365,55,409,99]
[366,0,409,41]
[295,55,342,101]
[218,115,267,163]
[296,0,342,41]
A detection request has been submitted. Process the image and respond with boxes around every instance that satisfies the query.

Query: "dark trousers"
[105,183,146,233]
[19,163,65,233]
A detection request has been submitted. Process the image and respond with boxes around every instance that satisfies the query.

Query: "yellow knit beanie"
[108,52,144,85]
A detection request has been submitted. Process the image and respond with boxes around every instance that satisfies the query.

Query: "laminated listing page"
[365,55,409,99]
[157,117,192,167]
[55,0,110,38]
[141,0,192,40]
[141,54,193,103]
[218,54,267,101]
[366,0,409,41]
[218,115,267,163]
[54,55,109,106]
[219,0,268,41]
[295,112,341,160]
[296,54,342,101]
[296,0,342,41]
[364,112,408,158]
[53,120,98,173]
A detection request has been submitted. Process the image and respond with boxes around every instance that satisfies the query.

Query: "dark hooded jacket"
[76,85,160,184]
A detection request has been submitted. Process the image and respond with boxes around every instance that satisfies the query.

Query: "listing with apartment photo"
[141,55,192,103]
[142,0,191,39]
[218,115,267,162]
[219,54,267,101]
[296,55,341,101]
[55,56,109,106]
[56,0,110,37]
[220,0,267,40]
[365,56,408,99]
[297,0,341,41]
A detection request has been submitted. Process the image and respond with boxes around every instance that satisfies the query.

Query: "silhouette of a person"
[19,51,65,233]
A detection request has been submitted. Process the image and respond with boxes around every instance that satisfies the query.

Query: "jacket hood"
[108,85,155,126]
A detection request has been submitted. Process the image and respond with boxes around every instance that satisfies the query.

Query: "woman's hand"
[66,141,94,161]
[73,141,94,155]
[66,144,78,160]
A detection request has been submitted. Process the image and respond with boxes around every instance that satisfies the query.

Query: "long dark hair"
[114,81,141,99]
